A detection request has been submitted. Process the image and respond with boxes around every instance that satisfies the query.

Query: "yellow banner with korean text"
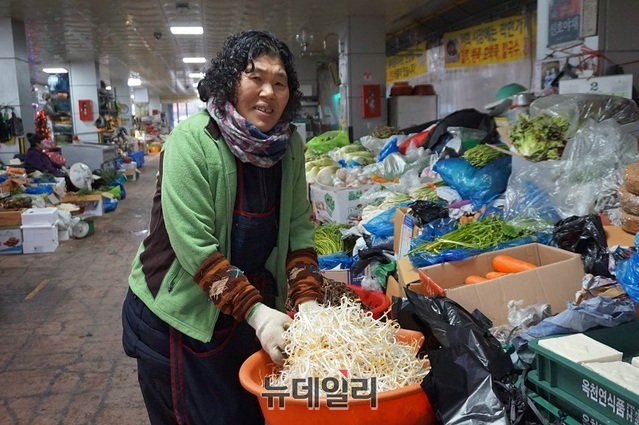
[443,15,528,68]
[386,42,428,83]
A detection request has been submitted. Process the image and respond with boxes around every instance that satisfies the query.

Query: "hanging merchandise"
[7,112,24,136]
[0,114,11,143]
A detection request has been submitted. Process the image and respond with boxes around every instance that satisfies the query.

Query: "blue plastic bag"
[418,217,458,243]
[616,252,639,304]
[103,197,118,212]
[433,156,512,209]
[318,252,353,270]
[377,136,399,162]
[25,185,53,195]
[363,207,398,239]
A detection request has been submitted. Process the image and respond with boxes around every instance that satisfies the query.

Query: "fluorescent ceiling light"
[170,26,203,35]
[183,57,206,64]
[43,67,68,74]
[189,72,205,79]
[127,77,142,87]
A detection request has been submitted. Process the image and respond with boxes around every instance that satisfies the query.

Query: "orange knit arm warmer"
[286,247,324,310]
[193,251,261,322]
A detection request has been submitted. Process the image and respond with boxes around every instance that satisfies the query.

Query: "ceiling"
[2,0,534,102]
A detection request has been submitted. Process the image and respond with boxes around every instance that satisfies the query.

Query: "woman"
[121,30,324,425]
[24,132,67,178]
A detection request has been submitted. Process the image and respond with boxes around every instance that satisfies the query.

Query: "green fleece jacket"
[127,110,316,342]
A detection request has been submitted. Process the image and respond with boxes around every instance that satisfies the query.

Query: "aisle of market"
[0,155,157,424]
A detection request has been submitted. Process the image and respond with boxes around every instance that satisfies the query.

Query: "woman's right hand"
[246,303,292,364]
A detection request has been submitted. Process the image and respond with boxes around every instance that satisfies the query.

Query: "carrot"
[464,275,488,285]
[485,271,510,279]
[492,254,537,273]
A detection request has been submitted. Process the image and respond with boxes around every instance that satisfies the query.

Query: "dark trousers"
[121,289,264,425]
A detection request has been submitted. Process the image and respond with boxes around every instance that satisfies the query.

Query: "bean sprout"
[269,297,429,394]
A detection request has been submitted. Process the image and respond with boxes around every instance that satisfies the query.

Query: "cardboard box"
[124,168,141,182]
[0,208,26,227]
[0,227,22,254]
[397,256,420,291]
[309,183,371,225]
[321,268,365,286]
[385,275,403,300]
[604,225,635,247]
[417,243,584,327]
[393,207,422,257]
[1,177,26,194]
[62,193,104,217]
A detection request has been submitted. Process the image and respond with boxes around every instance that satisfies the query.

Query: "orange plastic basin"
[239,329,436,425]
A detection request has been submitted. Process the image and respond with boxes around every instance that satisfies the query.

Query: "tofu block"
[632,356,639,368]
[584,361,639,396]
[538,333,623,364]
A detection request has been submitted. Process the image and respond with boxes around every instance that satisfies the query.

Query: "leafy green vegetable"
[463,144,505,167]
[407,216,533,255]
[314,223,358,256]
[371,126,398,139]
[509,113,569,162]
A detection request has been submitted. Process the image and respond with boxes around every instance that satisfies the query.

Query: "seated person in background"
[24,133,68,179]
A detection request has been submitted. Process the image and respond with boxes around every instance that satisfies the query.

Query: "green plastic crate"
[527,388,582,425]
[527,321,639,425]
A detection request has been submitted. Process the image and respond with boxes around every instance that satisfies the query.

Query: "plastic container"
[287,285,392,320]
[527,320,639,425]
[390,82,414,96]
[346,284,391,319]
[239,329,437,425]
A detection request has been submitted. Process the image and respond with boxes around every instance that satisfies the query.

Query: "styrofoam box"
[22,239,58,254]
[21,207,59,226]
[21,223,59,244]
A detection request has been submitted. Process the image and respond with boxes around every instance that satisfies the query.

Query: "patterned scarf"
[207,99,291,168]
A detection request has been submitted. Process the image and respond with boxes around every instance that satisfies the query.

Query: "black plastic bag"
[419,108,498,151]
[423,345,509,424]
[0,116,11,143]
[396,289,522,424]
[408,200,449,226]
[403,288,514,380]
[552,214,611,277]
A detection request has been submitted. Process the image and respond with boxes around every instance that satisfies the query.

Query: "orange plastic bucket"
[239,329,437,425]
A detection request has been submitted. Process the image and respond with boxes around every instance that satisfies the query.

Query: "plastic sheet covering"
[511,296,637,367]
[529,93,639,137]
[503,119,639,228]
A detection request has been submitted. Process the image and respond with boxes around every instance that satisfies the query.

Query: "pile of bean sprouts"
[269,297,429,394]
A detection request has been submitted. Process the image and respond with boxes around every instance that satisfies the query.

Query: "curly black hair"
[198,30,302,124]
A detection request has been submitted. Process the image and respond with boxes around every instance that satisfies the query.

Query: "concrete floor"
[0,153,160,424]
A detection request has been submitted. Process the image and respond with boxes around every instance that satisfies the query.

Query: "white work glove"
[298,299,322,313]
[247,303,293,364]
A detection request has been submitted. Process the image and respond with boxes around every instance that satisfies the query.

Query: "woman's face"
[235,54,290,133]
